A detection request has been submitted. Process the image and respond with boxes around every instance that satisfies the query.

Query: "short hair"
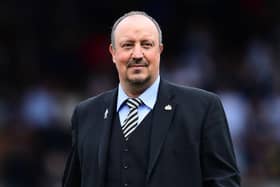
[111,11,162,49]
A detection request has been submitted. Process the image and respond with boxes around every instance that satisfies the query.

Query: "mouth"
[128,64,147,68]
[128,65,148,72]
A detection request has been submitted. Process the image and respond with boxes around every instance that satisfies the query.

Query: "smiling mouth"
[129,64,147,68]
[127,62,148,68]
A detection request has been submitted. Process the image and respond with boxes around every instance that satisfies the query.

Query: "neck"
[124,84,147,98]
[121,80,153,98]
[120,75,159,98]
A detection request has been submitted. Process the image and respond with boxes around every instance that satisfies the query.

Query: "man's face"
[109,15,163,88]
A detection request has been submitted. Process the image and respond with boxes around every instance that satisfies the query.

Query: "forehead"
[114,15,159,41]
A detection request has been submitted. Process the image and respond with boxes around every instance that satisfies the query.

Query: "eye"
[142,42,153,49]
[122,43,133,49]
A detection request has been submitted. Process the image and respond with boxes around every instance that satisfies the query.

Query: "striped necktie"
[122,98,143,138]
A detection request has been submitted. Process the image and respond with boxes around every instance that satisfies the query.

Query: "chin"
[128,76,151,86]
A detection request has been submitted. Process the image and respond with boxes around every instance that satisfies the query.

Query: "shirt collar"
[117,76,160,111]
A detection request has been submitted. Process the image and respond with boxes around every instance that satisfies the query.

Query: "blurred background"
[0,0,280,186]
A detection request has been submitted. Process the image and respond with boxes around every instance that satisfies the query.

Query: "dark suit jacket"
[62,79,240,187]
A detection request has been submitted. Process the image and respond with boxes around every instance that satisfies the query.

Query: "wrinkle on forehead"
[114,15,159,45]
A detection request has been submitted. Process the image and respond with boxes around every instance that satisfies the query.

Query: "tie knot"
[126,98,143,109]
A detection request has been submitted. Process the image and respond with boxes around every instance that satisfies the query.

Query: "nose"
[132,45,143,60]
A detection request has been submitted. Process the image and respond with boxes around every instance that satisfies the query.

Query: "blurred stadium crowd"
[0,0,280,186]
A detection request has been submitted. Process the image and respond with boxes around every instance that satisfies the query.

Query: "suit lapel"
[97,89,117,187]
[146,80,176,181]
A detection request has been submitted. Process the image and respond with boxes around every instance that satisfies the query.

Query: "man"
[62,11,240,187]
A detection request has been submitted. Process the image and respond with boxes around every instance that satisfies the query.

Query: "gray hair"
[111,11,162,49]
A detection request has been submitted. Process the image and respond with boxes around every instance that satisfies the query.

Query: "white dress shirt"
[116,76,160,127]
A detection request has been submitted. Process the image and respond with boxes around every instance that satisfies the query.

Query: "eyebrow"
[120,39,155,43]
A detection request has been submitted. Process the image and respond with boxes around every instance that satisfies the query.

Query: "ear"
[159,44,164,54]
[109,44,116,63]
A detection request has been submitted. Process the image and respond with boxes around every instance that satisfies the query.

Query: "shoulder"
[163,80,220,102]
[76,88,117,112]
[162,80,224,117]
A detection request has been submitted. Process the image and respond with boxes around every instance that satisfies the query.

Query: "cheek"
[115,52,130,63]
[115,56,129,73]
[113,53,126,66]
[146,52,160,66]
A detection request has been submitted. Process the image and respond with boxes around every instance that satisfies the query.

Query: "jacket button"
[124,148,128,152]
